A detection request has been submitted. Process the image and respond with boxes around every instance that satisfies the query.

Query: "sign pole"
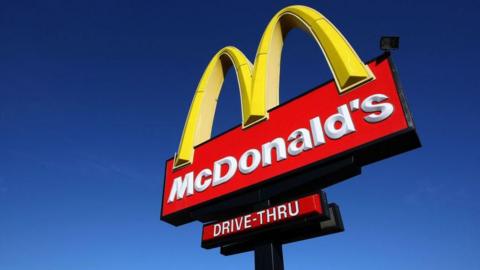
[254,242,284,270]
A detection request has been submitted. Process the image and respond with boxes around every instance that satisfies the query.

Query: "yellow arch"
[174,5,373,168]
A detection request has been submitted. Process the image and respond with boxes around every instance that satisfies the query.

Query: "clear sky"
[1,0,479,269]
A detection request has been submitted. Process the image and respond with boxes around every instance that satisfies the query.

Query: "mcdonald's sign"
[161,5,420,225]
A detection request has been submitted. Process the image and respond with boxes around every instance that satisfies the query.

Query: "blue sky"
[1,0,479,269]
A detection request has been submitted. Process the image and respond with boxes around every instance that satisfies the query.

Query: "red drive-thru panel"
[162,55,417,224]
[202,194,327,247]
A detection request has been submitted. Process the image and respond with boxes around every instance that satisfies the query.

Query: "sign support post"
[255,242,284,270]
[252,199,284,270]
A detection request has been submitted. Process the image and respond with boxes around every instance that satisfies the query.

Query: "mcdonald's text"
[168,93,392,203]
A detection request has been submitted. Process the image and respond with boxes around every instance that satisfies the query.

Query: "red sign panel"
[162,56,415,223]
[202,194,326,244]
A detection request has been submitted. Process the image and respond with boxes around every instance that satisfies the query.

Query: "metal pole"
[254,242,284,270]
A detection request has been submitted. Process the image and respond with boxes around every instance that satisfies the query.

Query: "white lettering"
[234,217,243,231]
[244,214,252,228]
[310,117,326,146]
[221,221,230,235]
[213,224,221,237]
[266,207,276,223]
[194,168,212,192]
[261,138,287,166]
[361,94,394,123]
[287,128,313,156]
[277,204,287,219]
[288,201,299,216]
[257,210,266,224]
[213,156,237,186]
[167,172,194,203]
[324,104,356,139]
[239,149,261,174]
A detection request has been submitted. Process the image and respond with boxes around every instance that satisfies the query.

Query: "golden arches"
[174,5,373,168]
[174,47,260,168]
